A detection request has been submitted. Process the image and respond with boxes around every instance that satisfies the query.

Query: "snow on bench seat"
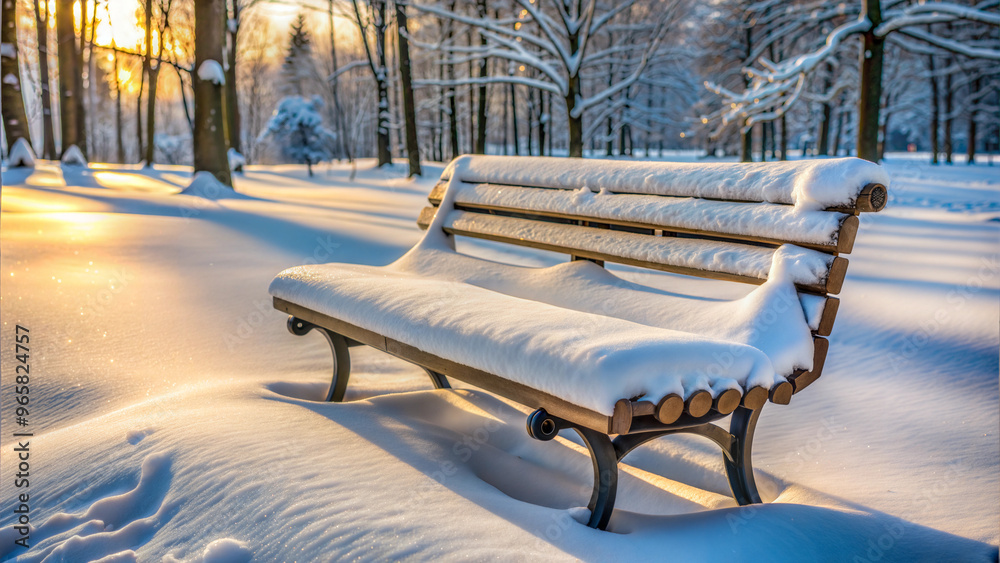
[270,240,817,417]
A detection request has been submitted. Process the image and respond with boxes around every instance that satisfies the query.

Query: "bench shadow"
[260,384,997,561]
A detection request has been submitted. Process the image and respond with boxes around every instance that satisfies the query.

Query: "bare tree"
[396,1,421,176]
[706,0,1000,162]
[194,0,234,187]
[416,0,684,158]
[56,0,82,156]
[2,0,32,151]
[31,0,55,158]
[352,0,393,166]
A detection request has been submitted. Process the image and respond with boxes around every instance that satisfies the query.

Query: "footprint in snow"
[0,452,175,563]
[126,428,155,445]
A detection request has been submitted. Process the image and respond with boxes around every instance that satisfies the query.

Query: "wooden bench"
[270,155,888,530]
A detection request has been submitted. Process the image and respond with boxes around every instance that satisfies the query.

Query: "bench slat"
[439,155,888,212]
[429,181,859,253]
[788,337,830,394]
[431,209,847,295]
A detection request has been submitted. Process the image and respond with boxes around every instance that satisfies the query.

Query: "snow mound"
[164,538,252,563]
[179,171,241,200]
[61,144,88,166]
[228,148,245,172]
[0,42,15,59]
[197,60,226,85]
[7,138,35,168]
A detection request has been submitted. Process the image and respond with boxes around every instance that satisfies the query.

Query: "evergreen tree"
[282,14,315,97]
[263,95,336,177]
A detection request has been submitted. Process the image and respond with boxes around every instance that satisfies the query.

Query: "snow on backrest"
[417,155,891,296]
[440,155,889,212]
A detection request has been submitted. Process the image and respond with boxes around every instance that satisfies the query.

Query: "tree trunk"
[145,66,159,165]
[373,1,391,167]
[2,0,32,150]
[510,80,519,156]
[328,1,350,161]
[473,0,488,154]
[226,3,241,154]
[136,55,144,160]
[857,0,884,162]
[32,0,55,158]
[928,55,939,164]
[832,97,845,157]
[943,61,953,164]
[539,91,547,156]
[967,77,980,164]
[395,2,420,177]
[447,70,458,159]
[779,114,788,160]
[435,60,443,161]
[193,0,233,187]
[740,119,751,162]
[879,110,890,161]
[565,22,583,158]
[56,0,79,155]
[114,47,124,163]
[74,0,87,157]
[501,75,508,156]
[817,66,833,156]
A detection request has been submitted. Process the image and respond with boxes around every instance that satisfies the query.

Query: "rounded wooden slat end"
[655,393,684,424]
[742,386,768,410]
[686,390,712,418]
[769,381,793,405]
[856,183,888,213]
[714,388,742,415]
[612,398,633,435]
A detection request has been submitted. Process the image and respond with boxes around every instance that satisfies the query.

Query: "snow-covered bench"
[269,155,888,530]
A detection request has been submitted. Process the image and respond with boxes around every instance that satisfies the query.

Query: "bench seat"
[270,240,815,418]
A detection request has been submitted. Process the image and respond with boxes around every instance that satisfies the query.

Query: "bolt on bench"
[270,155,888,530]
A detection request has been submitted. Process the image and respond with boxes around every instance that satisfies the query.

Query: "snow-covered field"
[0,154,997,562]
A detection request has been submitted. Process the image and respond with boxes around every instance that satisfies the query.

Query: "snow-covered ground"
[0,154,997,562]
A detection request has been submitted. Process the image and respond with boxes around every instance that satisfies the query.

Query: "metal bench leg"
[287,316,352,402]
[724,406,763,505]
[423,368,451,390]
[526,409,619,530]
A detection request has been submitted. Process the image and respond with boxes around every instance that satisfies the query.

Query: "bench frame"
[278,298,764,530]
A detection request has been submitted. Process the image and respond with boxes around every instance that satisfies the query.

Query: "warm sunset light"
[1,3,998,559]
[93,0,144,50]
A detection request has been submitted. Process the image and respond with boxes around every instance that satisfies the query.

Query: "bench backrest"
[418,155,888,393]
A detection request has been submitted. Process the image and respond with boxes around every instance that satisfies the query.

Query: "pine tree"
[282,14,314,97]
[263,95,336,177]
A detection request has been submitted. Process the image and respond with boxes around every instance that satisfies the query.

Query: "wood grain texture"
[713,389,742,415]
[655,394,684,424]
[741,387,768,410]
[789,337,830,394]
[769,381,793,405]
[686,390,713,417]
[816,298,840,337]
